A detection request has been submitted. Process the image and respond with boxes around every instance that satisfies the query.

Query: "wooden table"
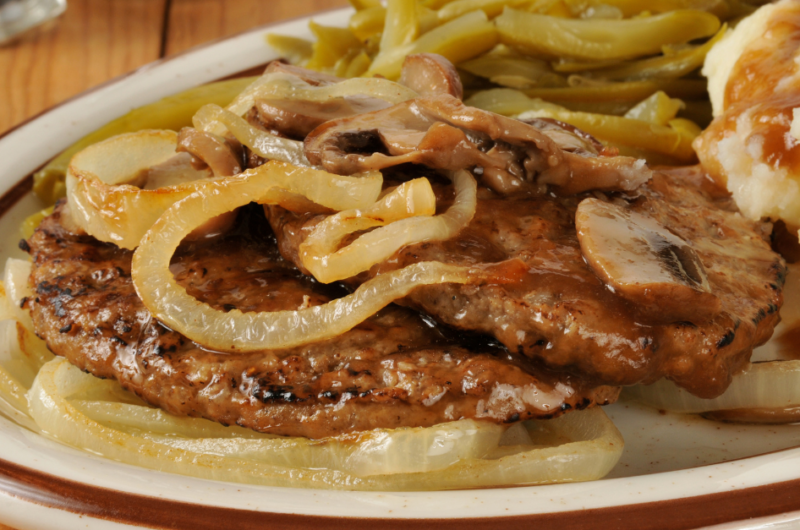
[0,3,348,527]
[0,0,350,136]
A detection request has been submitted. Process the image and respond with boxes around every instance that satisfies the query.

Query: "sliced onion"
[203,71,418,137]
[132,162,492,352]
[0,320,36,406]
[301,170,478,283]
[626,263,800,423]
[300,177,438,282]
[70,400,274,440]
[2,259,53,370]
[625,361,800,421]
[28,358,622,490]
[66,130,216,250]
[72,399,505,476]
[0,272,43,431]
[193,104,309,166]
[2,258,34,328]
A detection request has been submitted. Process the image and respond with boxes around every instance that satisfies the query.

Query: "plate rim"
[1,7,799,530]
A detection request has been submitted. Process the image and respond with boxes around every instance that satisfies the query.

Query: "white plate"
[0,8,799,530]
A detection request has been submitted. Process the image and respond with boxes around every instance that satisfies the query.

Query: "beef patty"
[268,167,786,398]
[25,203,618,438]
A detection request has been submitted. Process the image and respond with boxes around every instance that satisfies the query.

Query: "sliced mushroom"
[255,97,394,139]
[304,94,651,195]
[576,198,721,324]
[176,127,242,177]
[399,53,464,100]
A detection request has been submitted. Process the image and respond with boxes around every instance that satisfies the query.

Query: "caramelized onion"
[299,177,437,282]
[301,170,477,283]
[193,104,309,166]
[625,361,800,421]
[26,358,623,490]
[66,130,216,250]
[132,161,488,352]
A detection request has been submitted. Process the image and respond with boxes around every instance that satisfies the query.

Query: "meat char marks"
[25,204,618,438]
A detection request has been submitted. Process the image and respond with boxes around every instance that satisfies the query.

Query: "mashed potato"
[694,0,800,241]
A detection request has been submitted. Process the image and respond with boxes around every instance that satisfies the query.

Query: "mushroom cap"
[576,197,721,325]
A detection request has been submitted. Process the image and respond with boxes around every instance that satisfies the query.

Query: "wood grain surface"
[0,0,349,135]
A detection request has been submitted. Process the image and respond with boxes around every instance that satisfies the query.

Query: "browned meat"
[267,167,785,398]
[304,95,651,195]
[25,203,618,438]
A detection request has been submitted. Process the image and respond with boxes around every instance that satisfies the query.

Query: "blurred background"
[0,0,349,135]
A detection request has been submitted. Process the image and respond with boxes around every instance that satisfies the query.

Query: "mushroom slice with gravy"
[576,198,721,324]
[305,94,651,195]
[255,97,396,140]
[399,53,464,100]
[176,127,242,177]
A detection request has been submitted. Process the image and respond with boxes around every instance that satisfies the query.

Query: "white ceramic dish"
[0,8,799,530]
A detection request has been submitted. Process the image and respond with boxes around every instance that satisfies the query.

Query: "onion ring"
[625,361,800,422]
[26,358,623,490]
[132,162,490,352]
[66,130,216,250]
[301,170,477,283]
[193,104,309,166]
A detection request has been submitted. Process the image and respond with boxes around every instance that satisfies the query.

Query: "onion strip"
[71,398,505,476]
[27,358,622,490]
[132,162,489,352]
[301,170,478,283]
[67,132,380,249]
[66,130,216,250]
[193,104,309,166]
[300,177,438,282]
[625,361,800,420]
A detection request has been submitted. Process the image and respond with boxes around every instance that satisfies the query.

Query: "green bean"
[564,0,732,18]
[366,10,498,79]
[459,48,567,88]
[496,8,720,61]
[349,6,386,41]
[380,0,419,50]
[348,0,381,10]
[466,88,700,163]
[523,78,708,102]
[624,91,685,125]
[587,25,726,81]
[438,0,532,22]
[265,34,313,65]
[306,22,362,71]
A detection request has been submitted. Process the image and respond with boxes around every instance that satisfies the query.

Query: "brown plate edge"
[1,6,798,530]
[1,456,800,530]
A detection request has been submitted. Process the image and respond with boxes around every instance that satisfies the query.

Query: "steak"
[267,167,786,398]
[24,203,618,438]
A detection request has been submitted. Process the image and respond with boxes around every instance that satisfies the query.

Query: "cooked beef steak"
[268,167,786,398]
[25,203,618,438]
